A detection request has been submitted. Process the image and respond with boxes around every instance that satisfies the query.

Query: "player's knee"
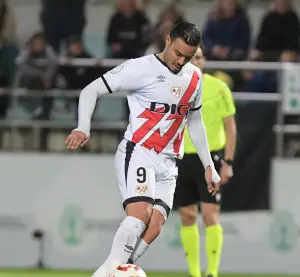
[179,205,198,226]
[125,201,153,224]
[201,203,220,226]
[143,208,165,244]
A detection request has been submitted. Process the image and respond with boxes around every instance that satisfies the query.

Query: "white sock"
[129,238,149,263]
[105,216,146,265]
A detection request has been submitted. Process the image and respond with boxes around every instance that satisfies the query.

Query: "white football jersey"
[102,54,202,158]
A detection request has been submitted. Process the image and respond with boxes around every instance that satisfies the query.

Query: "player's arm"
[187,106,212,169]
[75,74,112,137]
[76,60,138,136]
[187,88,221,192]
[65,60,139,149]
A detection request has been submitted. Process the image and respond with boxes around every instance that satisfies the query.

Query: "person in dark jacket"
[40,0,87,53]
[60,36,100,90]
[242,71,277,94]
[106,0,152,59]
[250,0,300,62]
[59,36,103,120]
[202,0,251,61]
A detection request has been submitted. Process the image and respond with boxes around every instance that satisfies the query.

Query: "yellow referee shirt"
[184,73,236,153]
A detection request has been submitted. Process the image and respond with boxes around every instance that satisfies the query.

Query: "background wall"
[0,154,299,274]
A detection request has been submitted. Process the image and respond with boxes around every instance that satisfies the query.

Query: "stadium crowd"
[0,0,298,151]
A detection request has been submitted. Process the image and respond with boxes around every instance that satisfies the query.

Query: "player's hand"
[220,162,233,185]
[205,166,221,196]
[65,130,89,150]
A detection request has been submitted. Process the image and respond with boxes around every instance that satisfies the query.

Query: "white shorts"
[115,139,178,218]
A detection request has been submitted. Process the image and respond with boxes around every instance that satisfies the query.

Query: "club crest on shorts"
[136,183,148,195]
[171,87,183,98]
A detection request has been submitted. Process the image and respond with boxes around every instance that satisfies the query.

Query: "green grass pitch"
[0,269,299,277]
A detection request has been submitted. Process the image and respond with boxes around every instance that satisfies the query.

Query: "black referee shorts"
[174,150,224,208]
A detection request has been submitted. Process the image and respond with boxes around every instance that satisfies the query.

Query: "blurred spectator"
[0,0,17,44]
[106,0,152,59]
[59,36,103,121]
[146,3,184,55]
[135,0,145,11]
[18,32,57,90]
[155,3,185,27]
[0,36,18,118]
[145,18,173,54]
[59,36,100,90]
[40,0,87,53]
[18,32,58,151]
[250,0,299,62]
[241,70,277,93]
[202,0,251,61]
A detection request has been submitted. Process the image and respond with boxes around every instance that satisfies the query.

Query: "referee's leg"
[174,154,202,277]
[200,202,222,277]
[200,152,224,277]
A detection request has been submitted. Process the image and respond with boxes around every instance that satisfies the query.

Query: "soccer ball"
[109,264,147,277]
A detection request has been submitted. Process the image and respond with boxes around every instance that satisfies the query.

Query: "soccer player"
[65,22,221,277]
[174,47,237,277]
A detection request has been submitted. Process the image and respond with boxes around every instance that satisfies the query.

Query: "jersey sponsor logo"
[171,87,183,98]
[157,75,166,82]
[132,71,200,154]
[150,102,190,116]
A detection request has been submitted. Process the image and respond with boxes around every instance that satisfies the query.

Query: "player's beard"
[160,52,182,73]
[173,64,182,72]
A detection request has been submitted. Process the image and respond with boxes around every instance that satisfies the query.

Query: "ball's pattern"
[109,263,146,277]
[117,264,140,271]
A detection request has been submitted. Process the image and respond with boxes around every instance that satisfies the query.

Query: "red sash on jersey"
[132,71,199,154]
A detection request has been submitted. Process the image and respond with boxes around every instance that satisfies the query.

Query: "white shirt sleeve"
[75,59,140,136]
[102,59,142,93]
[190,81,202,111]
[187,106,221,184]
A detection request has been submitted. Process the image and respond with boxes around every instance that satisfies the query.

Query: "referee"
[174,48,237,277]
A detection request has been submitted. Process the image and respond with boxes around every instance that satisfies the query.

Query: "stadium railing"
[4,58,296,156]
